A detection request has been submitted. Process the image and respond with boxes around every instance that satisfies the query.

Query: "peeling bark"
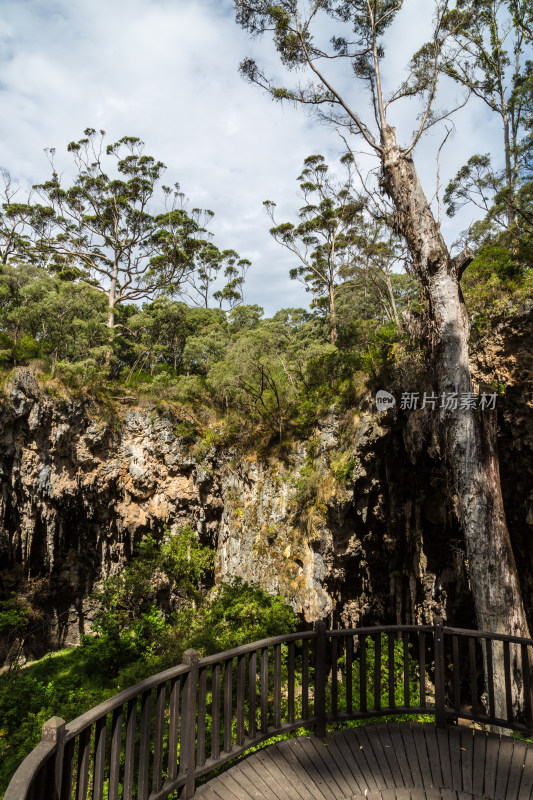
[380,125,530,717]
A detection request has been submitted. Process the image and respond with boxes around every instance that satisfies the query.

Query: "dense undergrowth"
[0,528,299,794]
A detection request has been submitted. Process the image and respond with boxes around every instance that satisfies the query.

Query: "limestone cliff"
[0,305,532,660]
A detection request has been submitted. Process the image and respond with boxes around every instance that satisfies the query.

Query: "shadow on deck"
[195,722,533,800]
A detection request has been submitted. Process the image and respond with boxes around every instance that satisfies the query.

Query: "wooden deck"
[194,722,533,800]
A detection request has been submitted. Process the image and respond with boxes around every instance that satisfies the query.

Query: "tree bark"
[380,125,530,717]
[104,264,119,371]
[328,282,338,345]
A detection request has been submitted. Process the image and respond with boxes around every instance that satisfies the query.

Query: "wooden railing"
[5,619,533,800]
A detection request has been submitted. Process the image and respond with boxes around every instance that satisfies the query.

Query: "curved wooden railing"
[5,618,533,800]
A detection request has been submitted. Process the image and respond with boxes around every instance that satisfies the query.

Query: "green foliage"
[462,245,533,331]
[188,578,299,654]
[80,526,214,676]
[0,546,299,795]
[0,595,32,635]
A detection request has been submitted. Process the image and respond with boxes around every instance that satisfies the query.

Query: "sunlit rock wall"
[0,304,531,660]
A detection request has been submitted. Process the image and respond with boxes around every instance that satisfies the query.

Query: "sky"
[0,0,504,316]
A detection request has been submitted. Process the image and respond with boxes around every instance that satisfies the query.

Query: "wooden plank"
[440,790,460,800]
[403,633,410,708]
[152,683,166,792]
[248,651,257,738]
[215,770,260,800]
[274,645,282,729]
[340,729,380,792]
[167,676,180,781]
[224,658,233,753]
[375,723,406,787]
[379,790,399,800]
[331,637,339,717]
[469,638,478,717]
[422,724,443,788]
[471,729,487,798]
[398,722,424,787]
[483,732,501,799]
[334,728,373,794]
[374,634,382,711]
[137,690,151,800]
[388,722,419,788]
[211,663,221,760]
[92,717,107,800]
[261,647,269,733]
[194,782,227,800]
[494,735,514,800]
[353,725,389,790]
[288,642,295,724]
[321,733,366,796]
[448,725,463,792]
[522,644,533,730]
[257,745,309,800]
[346,635,353,714]
[289,737,339,800]
[302,640,309,720]
[238,756,291,800]
[395,789,414,800]
[459,727,474,795]
[307,735,354,798]
[236,760,280,800]
[197,667,208,767]
[76,726,91,800]
[360,636,368,713]
[410,790,430,800]
[435,726,453,788]
[503,642,513,724]
[418,632,427,708]
[108,706,122,800]
[518,737,533,800]
[506,739,528,800]
[388,634,396,710]
[365,724,396,788]
[123,698,136,800]
[276,739,327,800]
[410,723,433,789]
[486,639,495,722]
[236,655,246,747]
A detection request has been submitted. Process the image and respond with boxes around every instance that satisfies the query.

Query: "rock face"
[0,306,532,660]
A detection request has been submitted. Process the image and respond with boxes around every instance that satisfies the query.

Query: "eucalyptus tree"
[439,0,533,235]
[0,170,42,266]
[235,0,531,706]
[183,243,251,309]
[264,153,365,343]
[29,129,211,356]
[345,218,406,325]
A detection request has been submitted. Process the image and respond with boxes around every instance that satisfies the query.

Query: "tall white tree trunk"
[380,126,530,718]
[105,264,119,370]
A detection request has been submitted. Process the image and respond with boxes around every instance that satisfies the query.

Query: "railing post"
[314,620,327,738]
[181,649,200,800]
[433,616,446,727]
[41,717,65,800]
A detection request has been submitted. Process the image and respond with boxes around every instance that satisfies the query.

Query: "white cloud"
[0,0,505,314]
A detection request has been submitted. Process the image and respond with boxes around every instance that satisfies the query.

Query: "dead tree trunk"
[380,125,530,718]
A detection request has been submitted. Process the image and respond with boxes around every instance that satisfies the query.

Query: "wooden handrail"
[5,621,533,800]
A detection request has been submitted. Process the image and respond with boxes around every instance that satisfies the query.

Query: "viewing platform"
[5,620,533,800]
[194,722,533,800]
